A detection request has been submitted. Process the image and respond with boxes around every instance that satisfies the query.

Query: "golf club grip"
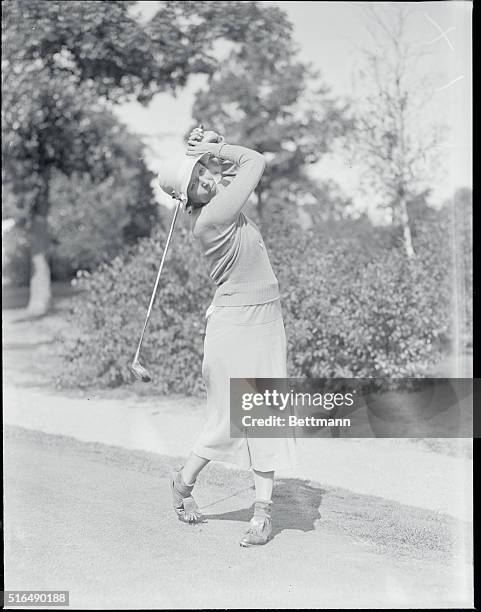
[134,199,181,355]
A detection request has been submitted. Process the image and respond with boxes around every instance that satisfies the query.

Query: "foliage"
[2,0,319,204]
[190,3,352,217]
[2,76,156,219]
[409,187,472,348]
[48,167,155,280]
[3,0,160,103]
[2,0,165,206]
[4,0,290,310]
[58,222,213,393]
[451,188,473,346]
[2,107,157,284]
[147,1,292,86]
[264,209,452,379]
[57,198,453,394]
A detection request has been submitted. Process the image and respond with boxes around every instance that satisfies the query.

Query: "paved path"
[3,427,473,609]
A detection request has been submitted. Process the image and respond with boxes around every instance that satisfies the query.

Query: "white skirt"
[191,299,298,471]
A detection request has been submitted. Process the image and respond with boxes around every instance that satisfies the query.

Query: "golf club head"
[130,357,152,383]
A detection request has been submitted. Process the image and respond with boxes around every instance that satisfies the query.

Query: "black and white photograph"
[2,0,473,609]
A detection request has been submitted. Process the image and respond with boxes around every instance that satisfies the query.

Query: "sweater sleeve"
[199,143,265,226]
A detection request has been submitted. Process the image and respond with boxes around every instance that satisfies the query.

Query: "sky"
[115,1,472,215]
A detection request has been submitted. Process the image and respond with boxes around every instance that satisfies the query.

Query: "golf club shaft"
[134,199,181,359]
[132,123,204,364]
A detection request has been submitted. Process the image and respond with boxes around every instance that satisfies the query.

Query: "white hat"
[157,151,210,203]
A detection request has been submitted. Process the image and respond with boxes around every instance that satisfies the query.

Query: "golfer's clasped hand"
[187,127,223,156]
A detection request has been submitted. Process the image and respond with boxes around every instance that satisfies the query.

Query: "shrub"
[48,165,157,280]
[2,167,157,286]
[59,203,454,394]
[49,170,136,279]
[265,210,452,379]
[58,223,213,394]
[409,189,472,350]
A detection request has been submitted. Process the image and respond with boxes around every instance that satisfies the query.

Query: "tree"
[189,3,352,224]
[1,65,158,308]
[347,5,445,258]
[47,125,157,280]
[2,109,157,286]
[2,0,163,313]
[3,0,287,314]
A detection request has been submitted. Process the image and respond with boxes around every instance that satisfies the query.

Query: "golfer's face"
[187,163,216,205]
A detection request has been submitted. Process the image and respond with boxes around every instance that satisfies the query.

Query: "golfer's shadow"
[202,478,324,539]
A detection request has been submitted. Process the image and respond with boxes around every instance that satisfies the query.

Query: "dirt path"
[3,426,473,609]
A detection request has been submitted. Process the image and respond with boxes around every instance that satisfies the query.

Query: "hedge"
[57,208,453,394]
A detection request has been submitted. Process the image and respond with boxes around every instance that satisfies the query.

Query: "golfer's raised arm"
[201,143,266,225]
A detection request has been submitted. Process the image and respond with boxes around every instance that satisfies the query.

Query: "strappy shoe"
[239,514,273,547]
[170,468,204,524]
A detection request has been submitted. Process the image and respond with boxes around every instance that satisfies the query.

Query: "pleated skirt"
[191,299,298,471]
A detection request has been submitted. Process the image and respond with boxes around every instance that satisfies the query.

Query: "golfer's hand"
[187,127,222,146]
[186,141,217,156]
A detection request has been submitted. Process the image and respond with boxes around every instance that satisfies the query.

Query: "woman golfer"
[157,127,297,547]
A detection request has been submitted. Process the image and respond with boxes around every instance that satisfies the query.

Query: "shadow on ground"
[203,478,325,539]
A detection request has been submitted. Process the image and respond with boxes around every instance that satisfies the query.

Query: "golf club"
[130,126,205,382]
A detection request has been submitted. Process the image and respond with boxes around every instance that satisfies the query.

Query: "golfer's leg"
[181,451,210,485]
[240,469,274,546]
[253,469,274,502]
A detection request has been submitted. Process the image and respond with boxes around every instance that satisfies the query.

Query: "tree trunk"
[397,197,415,258]
[27,215,51,315]
[27,174,51,315]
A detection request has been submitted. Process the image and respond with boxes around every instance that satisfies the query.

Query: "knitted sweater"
[191,143,280,306]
